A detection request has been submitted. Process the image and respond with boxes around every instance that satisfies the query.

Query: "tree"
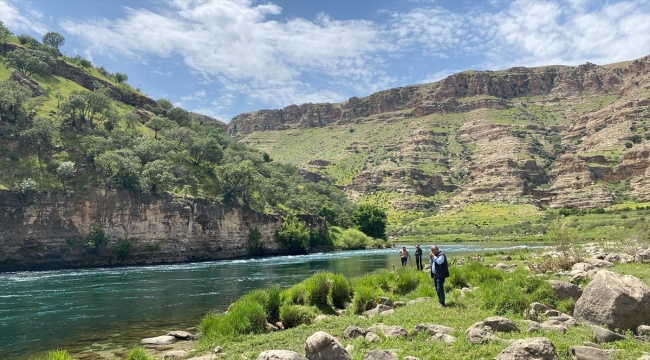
[16,34,40,47]
[145,116,176,139]
[133,138,170,164]
[42,31,65,50]
[275,213,309,254]
[156,98,174,114]
[0,80,33,124]
[56,161,76,189]
[0,20,12,46]
[167,107,192,127]
[95,150,141,188]
[139,160,176,194]
[6,49,55,76]
[218,160,258,205]
[113,72,128,83]
[189,136,222,166]
[353,203,387,239]
[20,116,58,174]
[60,89,112,128]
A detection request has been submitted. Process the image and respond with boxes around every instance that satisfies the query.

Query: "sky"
[1,0,649,122]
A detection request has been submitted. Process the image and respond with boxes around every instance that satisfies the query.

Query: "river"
[0,244,537,359]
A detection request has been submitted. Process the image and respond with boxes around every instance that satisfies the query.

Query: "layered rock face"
[233,55,650,211]
[0,189,319,272]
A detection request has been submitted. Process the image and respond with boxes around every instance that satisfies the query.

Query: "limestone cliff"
[0,189,323,272]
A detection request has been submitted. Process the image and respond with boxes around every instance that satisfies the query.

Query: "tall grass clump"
[477,270,557,315]
[461,262,504,284]
[43,350,73,360]
[266,285,281,323]
[354,269,396,292]
[200,296,267,340]
[126,347,154,360]
[351,284,382,314]
[281,284,307,305]
[395,267,420,295]
[445,266,470,292]
[279,304,316,328]
[330,273,353,309]
[302,272,332,311]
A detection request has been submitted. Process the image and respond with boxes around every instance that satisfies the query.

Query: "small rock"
[214,346,223,353]
[590,325,625,343]
[365,332,381,343]
[582,342,599,348]
[404,357,419,360]
[637,356,650,360]
[304,331,350,360]
[569,346,612,360]
[365,304,392,317]
[314,315,327,322]
[187,355,217,360]
[638,325,650,336]
[380,309,394,316]
[543,310,561,317]
[141,335,176,345]
[548,280,583,301]
[368,324,408,338]
[257,350,308,360]
[483,316,520,332]
[495,337,558,360]
[572,263,595,272]
[393,301,405,307]
[586,258,614,268]
[266,323,279,333]
[275,322,285,330]
[345,345,354,354]
[378,297,393,307]
[167,330,194,340]
[343,326,367,339]
[164,350,188,359]
[427,333,456,343]
[363,350,397,360]
[466,323,503,344]
[495,262,509,270]
[501,255,512,261]
[413,323,455,335]
[526,321,542,333]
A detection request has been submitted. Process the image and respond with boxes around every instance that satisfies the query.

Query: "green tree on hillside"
[275,213,310,253]
[218,160,258,205]
[60,89,112,128]
[189,136,222,166]
[0,21,12,46]
[95,150,141,188]
[6,49,55,76]
[139,160,176,194]
[56,161,76,190]
[167,107,192,127]
[113,72,128,83]
[16,34,40,47]
[42,31,65,51]
[156,98,174,115]
[145,116,176,139]
[353,203,387,239]
[20,116,58,176]
[0,80,34,124]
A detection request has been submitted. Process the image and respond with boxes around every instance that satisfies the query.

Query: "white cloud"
[0,0,47,34]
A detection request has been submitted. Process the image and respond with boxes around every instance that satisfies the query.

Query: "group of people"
[397,245,448,308]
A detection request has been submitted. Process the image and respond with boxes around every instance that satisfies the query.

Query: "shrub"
[126,347,152,360]
[266,285,281,323]
[353,203,387,239]
[351,284,381,314]
[333,228,371,250]
[275,213,309,253]
[44,350,73,360]
[116,237,132,260]
[279,304,316,328]
[302,272,332,311]
[330,273,352,309]
[354,269,396,292]
[395,267,420,295]
[85,221,109,252]
[248,227,264,255]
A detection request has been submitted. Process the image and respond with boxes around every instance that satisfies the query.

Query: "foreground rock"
[569,346,612,360]
[364,350,398,360]
[548,280,582,301]
[167,330,194,340]
[413,323,455,335]
[164,350,188,359]
[304,331,350,360]
[141,335,177,345]
[574,270,650,331]
[482,317,521,332]
[495,338,558,360]
[466,323,505,344]
[365,304,392,317]
[343,326,367,339]
[368,324,409,338]
[257,350,308,360]
[590,325,625,343]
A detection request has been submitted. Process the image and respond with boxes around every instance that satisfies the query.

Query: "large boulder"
[574,270,650,332]
[304,332,350,360]
[363,350,398,360]
[10,70,44,96]
[548,280,583,301]
[568,346,612,360]
[495,337,558,360]
[257,350,309,360]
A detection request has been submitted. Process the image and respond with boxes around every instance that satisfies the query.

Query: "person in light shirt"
[429,245,449,307]
[398,246,411,267]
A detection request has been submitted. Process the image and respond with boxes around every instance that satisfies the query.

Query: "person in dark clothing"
[429,245,449,307]
[414,244,423,271]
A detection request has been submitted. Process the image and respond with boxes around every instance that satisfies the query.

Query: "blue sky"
[1,0,649,122]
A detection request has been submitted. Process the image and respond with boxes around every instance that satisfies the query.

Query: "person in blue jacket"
[429,245,449,307]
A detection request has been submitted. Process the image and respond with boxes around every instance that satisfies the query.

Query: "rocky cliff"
[0,189,324,272]
[233,55,650,212]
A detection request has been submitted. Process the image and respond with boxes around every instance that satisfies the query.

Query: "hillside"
[230,56,650,221]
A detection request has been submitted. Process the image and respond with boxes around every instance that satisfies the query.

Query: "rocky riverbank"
[124,241,650,360]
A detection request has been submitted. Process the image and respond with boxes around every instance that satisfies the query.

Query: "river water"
[0,244,537,359]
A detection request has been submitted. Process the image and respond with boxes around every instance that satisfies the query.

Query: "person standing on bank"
[398,246,411,267]
[430,245,449,307]
[414,244,423,271]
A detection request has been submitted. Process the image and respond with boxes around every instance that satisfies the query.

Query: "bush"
[353,203,387,239]
[266,285,281,323]
[279,305,316,328]
[44,350,73,360]
[126,347,153,360]
[85,221,109,252]
[248,227,264,255]
[330,273,352,309]
[351,284,381,314]
[275,213,309,253]
[395,267,420,295]
[116,237,131,260]
[333,228,371,250]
